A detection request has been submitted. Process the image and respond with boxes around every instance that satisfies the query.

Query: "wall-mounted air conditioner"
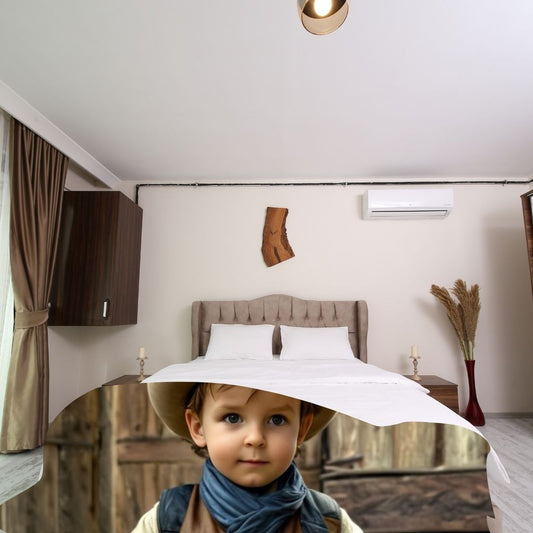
[362,188,454,219]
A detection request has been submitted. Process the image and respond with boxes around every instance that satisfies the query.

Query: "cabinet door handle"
[103,299,110,319]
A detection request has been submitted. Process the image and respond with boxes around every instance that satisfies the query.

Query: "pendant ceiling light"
[297,0,350,35]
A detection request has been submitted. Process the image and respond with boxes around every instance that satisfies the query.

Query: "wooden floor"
[479,416,533,533]
[0,445,42,506]
[0,416,532,532]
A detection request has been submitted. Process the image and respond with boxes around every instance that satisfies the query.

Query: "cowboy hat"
[147,381,336,442]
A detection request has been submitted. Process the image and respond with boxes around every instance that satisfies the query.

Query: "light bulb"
[314,0,332,17]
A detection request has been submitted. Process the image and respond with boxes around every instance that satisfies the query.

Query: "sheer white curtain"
[0,109,13,433]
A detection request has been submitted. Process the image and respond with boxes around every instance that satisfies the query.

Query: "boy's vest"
[158,484,342,533]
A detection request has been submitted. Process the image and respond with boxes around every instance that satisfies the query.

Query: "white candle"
[410,345,419,359]
[138,347,146,360]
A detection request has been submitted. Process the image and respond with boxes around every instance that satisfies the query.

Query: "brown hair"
[184,383,315,457]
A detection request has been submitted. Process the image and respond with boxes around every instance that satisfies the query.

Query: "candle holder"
[410,355,421,381]
[137,353,147,382]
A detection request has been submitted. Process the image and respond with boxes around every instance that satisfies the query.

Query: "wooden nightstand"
[102,374,149,386]
[404,374,459,413]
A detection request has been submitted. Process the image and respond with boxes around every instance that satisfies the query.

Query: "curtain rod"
[135,178,533,205]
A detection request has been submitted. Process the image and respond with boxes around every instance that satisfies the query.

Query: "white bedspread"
[144,358,508,483]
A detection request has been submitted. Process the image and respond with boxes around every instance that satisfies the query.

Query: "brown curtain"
[0,119,68,452]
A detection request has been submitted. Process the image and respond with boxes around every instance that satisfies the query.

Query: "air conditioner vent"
[363,189,454,219]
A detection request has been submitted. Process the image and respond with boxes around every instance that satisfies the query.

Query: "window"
[0,109,13,429]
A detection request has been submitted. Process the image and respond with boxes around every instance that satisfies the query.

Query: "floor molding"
[484,412,533,418]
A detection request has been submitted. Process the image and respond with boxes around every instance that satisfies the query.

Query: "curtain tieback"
[14,309,49,329]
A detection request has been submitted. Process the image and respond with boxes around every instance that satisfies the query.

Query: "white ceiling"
[1,0,533,184]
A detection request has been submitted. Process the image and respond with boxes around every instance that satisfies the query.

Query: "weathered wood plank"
[443,423,489,468]
[116,461,205,531]
[99,384,114,532]
[328,415,395,470]
[112,383,170,440]
[327,417,489,472]
[47,386,99,445]
[324,470,492,532]
[393,422,437,469]
[58,445,98,532]
[117,437,197,464]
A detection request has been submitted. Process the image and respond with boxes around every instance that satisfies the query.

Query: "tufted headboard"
[191,294,368,362]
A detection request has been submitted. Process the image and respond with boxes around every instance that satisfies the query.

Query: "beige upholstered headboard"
[191,294,368,362]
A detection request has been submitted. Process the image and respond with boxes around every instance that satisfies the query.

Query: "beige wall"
[48,176,533,420]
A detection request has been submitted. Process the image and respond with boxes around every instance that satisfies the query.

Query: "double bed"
[146,294,507,532]
[151,294,498,433]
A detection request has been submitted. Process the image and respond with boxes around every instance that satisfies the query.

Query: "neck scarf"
[199,459,329,533]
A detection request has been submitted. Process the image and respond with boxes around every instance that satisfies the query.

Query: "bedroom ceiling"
[1,1,533,185]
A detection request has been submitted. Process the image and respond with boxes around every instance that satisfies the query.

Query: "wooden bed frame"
[191,294,369,362]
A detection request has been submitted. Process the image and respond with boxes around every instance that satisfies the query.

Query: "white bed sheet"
[144,358,508,483]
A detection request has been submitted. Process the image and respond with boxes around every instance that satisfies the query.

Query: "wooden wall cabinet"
[49,191,143,326]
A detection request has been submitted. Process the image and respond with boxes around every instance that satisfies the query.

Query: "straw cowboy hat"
[147,381,336,442]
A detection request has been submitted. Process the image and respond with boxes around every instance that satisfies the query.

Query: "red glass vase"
[464,360,485,426]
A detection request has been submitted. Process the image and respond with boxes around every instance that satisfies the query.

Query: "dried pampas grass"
[430,279,480,361]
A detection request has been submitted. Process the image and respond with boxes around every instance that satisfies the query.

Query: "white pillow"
[205,324,275,360]
[280,325,354,360]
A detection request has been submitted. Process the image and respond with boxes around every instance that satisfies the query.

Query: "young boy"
[133,381,363,533]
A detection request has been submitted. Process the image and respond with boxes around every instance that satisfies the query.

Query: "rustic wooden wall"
[0,384,204,533]
[0,387,100,532]
[0,386,492,533]
[327,414,489,471]
[324,414,492,532]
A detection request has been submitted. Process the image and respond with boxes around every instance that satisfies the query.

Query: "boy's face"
[185,385,313,489]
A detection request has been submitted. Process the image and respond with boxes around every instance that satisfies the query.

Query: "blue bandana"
[199,459,330,533]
